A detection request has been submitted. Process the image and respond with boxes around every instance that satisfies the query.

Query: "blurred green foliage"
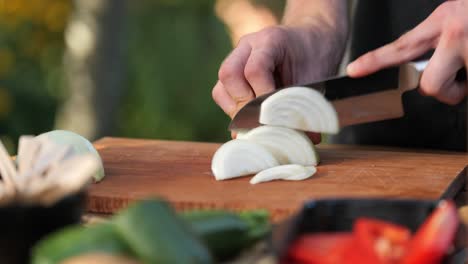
[0,0,233,151]
[121,0,231,143]
[0,0,69,151]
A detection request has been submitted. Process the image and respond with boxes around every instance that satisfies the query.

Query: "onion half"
[259,87,339,134]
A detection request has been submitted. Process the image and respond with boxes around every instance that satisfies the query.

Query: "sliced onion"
[250,164,316,184]
[259,87,339,134]
[211,139,279,180]
[234,129,250,139]
[241,125,318,166]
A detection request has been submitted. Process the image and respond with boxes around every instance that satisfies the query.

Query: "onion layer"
[211,139,279,180]
[259,87,339,134]
[250,164,316,184]
[241,125,318,166]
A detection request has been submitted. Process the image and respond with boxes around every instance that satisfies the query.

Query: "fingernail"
[346,62,358,75]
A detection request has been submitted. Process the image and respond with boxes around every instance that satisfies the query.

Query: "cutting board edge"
[85,192,451,222]
[86,194,298,222]
[441,166,467,199]
[93,137,223,147]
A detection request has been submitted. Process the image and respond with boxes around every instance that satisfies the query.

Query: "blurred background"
[0,0,285,151]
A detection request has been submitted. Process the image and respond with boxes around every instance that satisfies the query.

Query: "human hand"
[347,0,468,105]
[212,26,344,143]
[212,26,340,117]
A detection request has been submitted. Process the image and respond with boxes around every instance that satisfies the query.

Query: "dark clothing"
[331,0,467,151]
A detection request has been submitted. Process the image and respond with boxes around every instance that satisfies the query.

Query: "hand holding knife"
[229,61,466,133]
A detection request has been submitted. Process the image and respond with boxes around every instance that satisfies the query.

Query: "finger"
[422,67,466,105]
[218,41,255,106]
[305,132,322,145]
[244,48,277,97]
[347,12,441,77]
[420,31,466,105]
[212,81,237,118]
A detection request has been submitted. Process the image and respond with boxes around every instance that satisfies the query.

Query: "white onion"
[241,125,318,166]
[36,130,105,182]
[259,87,339,134]
[211,139,279,180]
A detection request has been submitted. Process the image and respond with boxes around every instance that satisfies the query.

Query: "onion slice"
[250,164,316,184]
[211,139,279,180]
[241,125,318,166]
[259,87,339,134]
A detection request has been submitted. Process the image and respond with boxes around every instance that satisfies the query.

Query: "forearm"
[282,0,349,75]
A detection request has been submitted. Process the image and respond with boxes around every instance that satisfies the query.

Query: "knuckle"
[393,35,410,52]
[391,34,423,62]
[244,59,264,81]
[218,63,236,82]
[260,26,288,44]
[237,33,253,45]
[444,20,468,41]
[433,1,453,18]
[419,75,441,96]
[211,85,220,102]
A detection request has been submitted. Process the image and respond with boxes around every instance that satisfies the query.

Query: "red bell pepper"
[286,200,459,264]
[353,218,411,263]
[287,232,354,264]
[402,200,459,264]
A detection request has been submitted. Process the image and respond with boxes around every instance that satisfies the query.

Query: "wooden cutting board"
[87,137,468,221]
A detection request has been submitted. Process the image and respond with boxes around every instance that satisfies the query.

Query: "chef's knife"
[229,61,465,132]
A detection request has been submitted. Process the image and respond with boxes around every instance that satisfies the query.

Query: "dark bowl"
[271,198,466,263]
[0,192,85,264]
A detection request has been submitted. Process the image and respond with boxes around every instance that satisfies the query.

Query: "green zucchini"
[31,223,130,264]
[32,200,270,264]
[114,199,213,264]
[238,210,271,245]
[182,209,271,261]
[182,210,249,261]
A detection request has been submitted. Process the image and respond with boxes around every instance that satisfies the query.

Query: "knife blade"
[229,61,429,131]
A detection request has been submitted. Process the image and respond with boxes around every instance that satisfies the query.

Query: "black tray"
[271,198,466,263]
[0,192,85,264]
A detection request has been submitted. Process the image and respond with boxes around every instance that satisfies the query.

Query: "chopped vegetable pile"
[286,200,459,264]
[212,86,338,184]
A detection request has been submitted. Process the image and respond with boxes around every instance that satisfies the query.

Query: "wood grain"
[87,137,468,221]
